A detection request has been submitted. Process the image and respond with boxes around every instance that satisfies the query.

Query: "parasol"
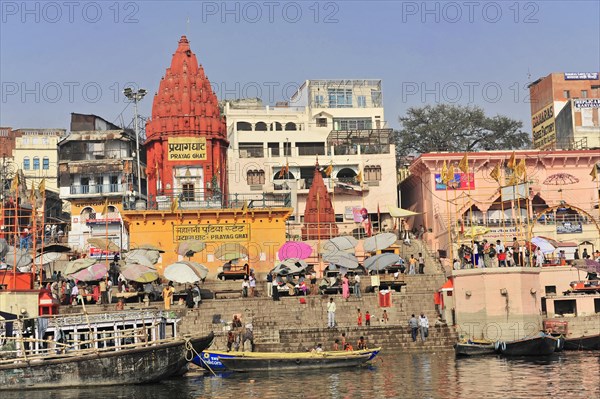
[125,249,159,266]
[88,238,120,252]
[364,253,401,271]
[573,258,600,274]
[321,236,358,254]
[37,244,71,254]
[176,240,206,257]
[0,238,8,259]
[531,236,556,254]
[387,206,419,218]
[35,252,63,265]
[133,243,165,253]
[4,247,33,268]
[120,263,159,283]
[363,233,397,253]
[215,243,248,261]
[278,241,313,260]
[68,262,108,282]
[271,258,309,275]
[63,258,97,275]
[323,251,359,269]
[163,261,209,283]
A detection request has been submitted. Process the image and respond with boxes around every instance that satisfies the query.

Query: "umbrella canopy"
[4,247,33,268]
[164,261,209,283]
[531,236,556,254]
[0,238,8,259]
[321,236,358,254]
[176,240,206,257]
[278,241,313,260]
[364,253,401,271]
[120,263,159,283]
[63,258,97,275]
[69,262,108,282]
[323,251,359,269]
[573,259,600,274]
[215,243,248,261]
[363,233,397,253]
[134,243,165,253]
[88,238,120,252]
[271,258,309,275]
[125,249,159,266]
[387,206,419,218]
[462,226,490,238]
[37,243,71,253]
[35,252,63,265]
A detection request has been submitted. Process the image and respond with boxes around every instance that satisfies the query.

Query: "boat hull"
[563,334,600,350]
[454,342,496,357]
[193,350,236,371]
[496,335,556,356]
[0,333,214,390]
[217,348,380,372]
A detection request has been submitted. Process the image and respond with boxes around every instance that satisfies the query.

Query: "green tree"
[395,104,530,159]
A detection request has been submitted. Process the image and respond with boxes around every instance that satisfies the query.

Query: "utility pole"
[123,87,147,203]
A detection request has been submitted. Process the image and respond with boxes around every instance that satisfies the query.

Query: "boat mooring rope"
[185,338,217,377]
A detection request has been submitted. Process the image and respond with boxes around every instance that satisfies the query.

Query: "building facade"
[528,72,600,150]
[58,113,143,253]
[401,150,600,257]
[224,79,398,238]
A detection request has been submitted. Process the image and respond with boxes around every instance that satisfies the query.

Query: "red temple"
[145,35,228,203]
[301,164,339,240]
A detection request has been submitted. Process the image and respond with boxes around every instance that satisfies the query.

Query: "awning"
[387,206,419,218]
[439,278,454,292]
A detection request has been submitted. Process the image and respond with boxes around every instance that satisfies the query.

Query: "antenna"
[527,68,532,83]
[186,16,190,38]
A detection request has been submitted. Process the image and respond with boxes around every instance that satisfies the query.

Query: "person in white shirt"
[354,274,361,298]
[327,298,336,328]
[418,312,429,342]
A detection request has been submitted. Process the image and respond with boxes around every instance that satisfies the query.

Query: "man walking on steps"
[327,297,337,328]
[409,314,418,342]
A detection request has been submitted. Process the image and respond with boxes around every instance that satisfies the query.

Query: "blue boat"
[192,350,237,371]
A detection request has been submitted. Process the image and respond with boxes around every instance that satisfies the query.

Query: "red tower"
[145,35,228,203]
[301,164,339,240]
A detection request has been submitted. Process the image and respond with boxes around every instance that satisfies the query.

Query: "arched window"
[43,157,50,170]
[271,122,283,131]
[336,167,357,179]
[81,206,94,221]
[23,157,30,170]
[33,157,40,170]
[364,165,382,181]
[247,170,265,185]
[236,121,252,131]
[255,122,268,131]
[285,122,297,131]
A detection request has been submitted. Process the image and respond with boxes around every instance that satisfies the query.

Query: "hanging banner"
[435,173,475,190]
[167,137,207,161]
[557,221,583,234]
[173,223,250,242]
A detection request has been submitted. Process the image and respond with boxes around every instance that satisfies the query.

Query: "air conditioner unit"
[249,185,263,191]
[367,181,379,187]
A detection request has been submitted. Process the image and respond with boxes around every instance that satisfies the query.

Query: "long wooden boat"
[192,349,236,371]
[454,340,496,357]
[212,348,381,372]
[0,332,214,390]
[563,334,600,350]
[495,333,556,356]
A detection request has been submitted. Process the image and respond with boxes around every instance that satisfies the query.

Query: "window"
[182,184,194,201]
[255,122,268,131]
[357,95,367,107]
[239,143,264,158]
[314,94,324,106]
[316,118,327,127]
[268,143,280,157]
[81,177,90,194]
[236,121,252,131]
[364,165,382,181]
[33,157,40,170]
[23,157,30,170]
[371,89,382,107]
[110,175,119,192]
[42,157,49,170]
[246,170,265,185]
[22,138,28,145]
[554,299,576,316]
[328,88,353,108]
[595,298,600,313]
[285,122,297,131]
[334,118,372,131]
[42,137,49,145]
[545,285,557,295]
[283,141,291,157]
[581,90,588,98]
[563,90,570,98]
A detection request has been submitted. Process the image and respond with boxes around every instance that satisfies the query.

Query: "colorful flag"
[446,163,456,185]
[278,165,286,178]
[357,170,363,184]
[591,164,598,181]
[170,197,179,213]
[490,163,501,183]
[507,152,516,170]
[516,158,526,178]
[242,200,248,215]
[11,174,19,193]
[101,198,109,216]
[441,161,449,185]
[325,163,333,177]
[458,154,469,174]
[29,184,36,203]
[38,178,46,195]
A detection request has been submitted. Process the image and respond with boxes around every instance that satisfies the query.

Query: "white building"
[224,79,398,237]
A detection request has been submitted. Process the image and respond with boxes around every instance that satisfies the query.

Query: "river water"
[5,351,599,399]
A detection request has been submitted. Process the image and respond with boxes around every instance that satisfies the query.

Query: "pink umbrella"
[278,241,313,260]
[120,263,157,281]
[69,262,108,282]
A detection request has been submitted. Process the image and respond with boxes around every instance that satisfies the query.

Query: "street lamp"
[123,88,147,203]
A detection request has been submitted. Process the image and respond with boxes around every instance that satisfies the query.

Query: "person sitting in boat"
[332,339,340,351]
[357,336,368,350]
[344,342,354,351]
[115,298,125,311]
[312,343,323,352]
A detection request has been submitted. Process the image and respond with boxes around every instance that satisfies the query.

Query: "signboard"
[557,221,583,234]
[501,183,528,201]
[435,173,475,190]
[344,206,355,220]
[167,137,207,161]
[564,72,599,80]
[173,223,250,242]
[574,99,600,109]
[89,247,118,260]
[532,103,555,148]
[352,207,364,222]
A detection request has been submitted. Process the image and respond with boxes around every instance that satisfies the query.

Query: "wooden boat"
[0,332,214,390]
[193,349,236,371]
[454,340,496,357]
[213,348,381,372]
[495,333,556,356]
[563,334,600,350]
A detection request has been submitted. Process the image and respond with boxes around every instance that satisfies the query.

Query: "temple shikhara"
[302,164,339,240]
[145,35,229,203]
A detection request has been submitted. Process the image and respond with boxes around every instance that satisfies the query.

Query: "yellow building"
[122,206,292,277]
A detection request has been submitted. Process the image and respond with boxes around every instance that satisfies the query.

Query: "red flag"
[377,203,381,231]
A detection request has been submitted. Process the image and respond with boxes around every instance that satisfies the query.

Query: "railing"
[70,184,124,195]
[141,191,292,211]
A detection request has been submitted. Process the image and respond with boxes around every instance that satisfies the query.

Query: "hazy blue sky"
[1,1,599,131]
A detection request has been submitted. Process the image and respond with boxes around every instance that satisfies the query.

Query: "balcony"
[70,184,124,195]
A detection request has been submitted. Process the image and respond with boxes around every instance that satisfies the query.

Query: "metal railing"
[70,184,124,195]
[140,191,292,211]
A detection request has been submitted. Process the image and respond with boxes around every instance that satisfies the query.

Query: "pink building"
[401,150,600,259]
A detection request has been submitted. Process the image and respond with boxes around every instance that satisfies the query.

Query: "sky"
[1,1,599,132]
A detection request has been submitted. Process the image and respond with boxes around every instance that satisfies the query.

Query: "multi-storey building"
[224,79,398,237]
[528,72,600,150]
[58,113,145,253]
